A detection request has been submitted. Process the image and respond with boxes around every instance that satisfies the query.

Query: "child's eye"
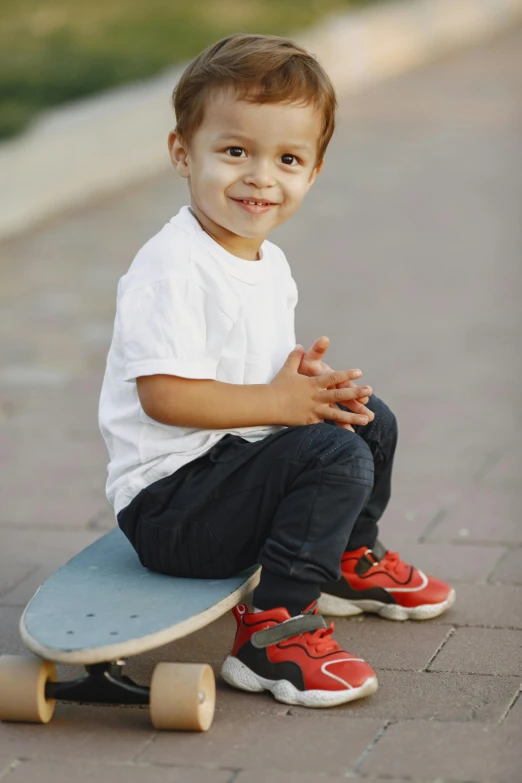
[281,154,299,166]
[226,147,246,158]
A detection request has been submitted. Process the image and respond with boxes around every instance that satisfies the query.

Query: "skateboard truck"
[45,661,150,706]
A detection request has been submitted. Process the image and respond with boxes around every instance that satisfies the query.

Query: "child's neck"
[189,205,262,261]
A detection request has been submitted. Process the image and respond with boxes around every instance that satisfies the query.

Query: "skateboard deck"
[20,527,260,665]
[0,528,260,731]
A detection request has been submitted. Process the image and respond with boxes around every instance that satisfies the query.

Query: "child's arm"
[137,350,370,430]
[137,374,281,429]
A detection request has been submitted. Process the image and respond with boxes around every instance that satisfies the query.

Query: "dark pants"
[117,395,398,613]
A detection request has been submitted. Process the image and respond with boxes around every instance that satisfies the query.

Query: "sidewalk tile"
[359,721,522,781]
[0,606,25,655]
[0,469,107,528]
[0,408,107,528]
[6,760,232,783]
[234,773,408,783]
[428,627,522,676]
[426,486,522,544]
[0,758,17,777]
[1,529,102,560]
[0,562,34,598]
[214,681,290,716]
[376,477,464,541]
[0,704,153,762]
[139,712,384,774]
[426,583,522,629]
[391,443,487,482]
[0,531,103,607]
[289,670,520,722]
[504,690,522,725]
[482,449,522,486]
[332,616,452,671]
[489,549,522,585]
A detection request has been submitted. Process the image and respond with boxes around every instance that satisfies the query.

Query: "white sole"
[220,656,378,708]
[318,588,456,621]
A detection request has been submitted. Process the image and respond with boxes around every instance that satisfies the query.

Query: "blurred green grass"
[0,0,375,140]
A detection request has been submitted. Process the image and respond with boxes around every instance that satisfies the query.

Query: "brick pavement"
[1,24,521,783]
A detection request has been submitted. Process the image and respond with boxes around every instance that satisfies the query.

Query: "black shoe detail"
[344,541,414,586]
[372,540,387,561]
[251,613,326,648]
[352,540,387,575]
[320,577,397,605]
[355,556,374,576]
[236,641,306,691]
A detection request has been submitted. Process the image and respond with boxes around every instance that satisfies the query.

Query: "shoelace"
[304,622,340,655]
[379,550,410,579]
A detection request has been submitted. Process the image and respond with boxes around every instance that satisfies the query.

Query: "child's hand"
[271,346,373,430]
[297,335,375,432]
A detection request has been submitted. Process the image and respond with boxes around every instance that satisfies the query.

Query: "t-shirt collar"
[170,206,270,285]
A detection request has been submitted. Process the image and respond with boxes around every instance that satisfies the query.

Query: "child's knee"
[367,396,398,444]
[297,423,374,485]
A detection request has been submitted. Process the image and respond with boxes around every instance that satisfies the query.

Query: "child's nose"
[243,159,276,189]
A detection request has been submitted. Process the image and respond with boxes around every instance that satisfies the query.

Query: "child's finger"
[350,400,374,418]
[333,379,371,395]
[330,380,372,408]
[305,336,330,361]
[339,399,375,422]
[317,369,363,388]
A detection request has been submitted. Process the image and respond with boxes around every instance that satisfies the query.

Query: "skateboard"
[0,528,260,731]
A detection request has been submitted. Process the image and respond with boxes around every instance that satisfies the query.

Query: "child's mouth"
[231,198,277,215]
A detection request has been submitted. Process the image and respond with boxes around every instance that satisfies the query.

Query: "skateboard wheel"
[150,662,215,731]
[0,654,56,724]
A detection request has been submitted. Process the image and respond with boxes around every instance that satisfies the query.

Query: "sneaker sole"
[220,656,378,708]
[317,588,456,621]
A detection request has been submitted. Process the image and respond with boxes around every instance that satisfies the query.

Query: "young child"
[99,33,455,709]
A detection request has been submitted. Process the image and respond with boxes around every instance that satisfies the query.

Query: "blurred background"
[0,0,373,139]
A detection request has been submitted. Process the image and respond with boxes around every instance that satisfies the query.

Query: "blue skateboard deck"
[20,528,260,666]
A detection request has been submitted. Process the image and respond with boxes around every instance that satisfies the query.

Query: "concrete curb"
[1,0,521,242]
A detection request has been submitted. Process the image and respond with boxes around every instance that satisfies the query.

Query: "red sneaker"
[220,601,377,708]
[318,541,456,621]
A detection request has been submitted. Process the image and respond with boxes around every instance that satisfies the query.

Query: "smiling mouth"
[232,198,278,206]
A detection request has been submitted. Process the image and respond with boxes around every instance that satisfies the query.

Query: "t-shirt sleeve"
[118,277,233,382]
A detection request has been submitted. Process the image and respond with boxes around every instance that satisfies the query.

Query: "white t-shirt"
[99,206,298,517]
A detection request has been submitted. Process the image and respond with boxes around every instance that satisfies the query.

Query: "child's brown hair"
[173,33,337,165]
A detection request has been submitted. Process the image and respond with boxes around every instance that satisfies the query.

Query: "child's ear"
[307,158,324,190]
[168,131,190,178]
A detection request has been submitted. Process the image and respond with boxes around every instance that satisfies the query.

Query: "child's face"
[169,89,324,259]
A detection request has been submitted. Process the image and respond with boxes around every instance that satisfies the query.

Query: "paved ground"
[1,23,521,783]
